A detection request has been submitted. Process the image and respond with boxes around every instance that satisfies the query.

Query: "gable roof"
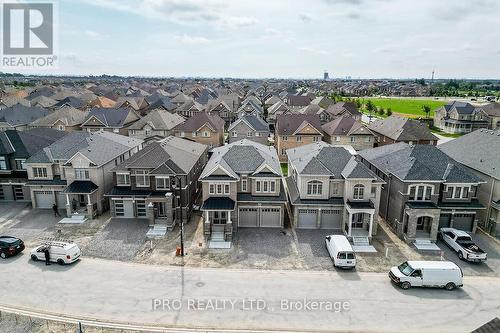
[358,142,482,183]
[368,115,438,141]
[53,96,87,109]
[127,109,185,130]
[200,139,281,180]
[82,107,138,128]
[112,136,205,174]
[0,128,66,158]
[439,129,500,179]
[227,115,269,132]
[30,106,88,127]
[287,141,377,179]
[276,114,323,135]
[0,104,51,127]
[322,116,374,136]
[442,101,476,115]
[174,112,224,132]
[325,102,361,117]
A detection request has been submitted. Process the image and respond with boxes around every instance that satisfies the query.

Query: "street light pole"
[177,175,184,256]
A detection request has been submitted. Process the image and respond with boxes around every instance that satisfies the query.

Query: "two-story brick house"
[358,143,485,244]
[174,112,225,149]
[200,139,286,244]
[106,136,207,228]
[286,142,383,242]
[227,114,270,145]
[322,115,375,151]
[434,101,490,134]
[275,114,324,162]
[26,131,143,218]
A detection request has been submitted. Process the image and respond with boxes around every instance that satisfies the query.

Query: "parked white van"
[325,235,356,269]
[389,261,463,290]
[30,240,81,265]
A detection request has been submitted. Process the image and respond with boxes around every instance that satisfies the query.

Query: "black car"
[0,236,25,259]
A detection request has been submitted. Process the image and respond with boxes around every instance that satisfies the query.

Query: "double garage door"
[238,207,281,227]
[113,200,147,218]
[34,191,65,209]
[439,213,474,232]
[297,208,342,229]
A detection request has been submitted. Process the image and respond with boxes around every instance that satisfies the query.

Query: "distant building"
[323,71,329,80]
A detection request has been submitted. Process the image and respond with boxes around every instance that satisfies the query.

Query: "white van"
[30,241,81,265]
[389,261,463,290]
[325,235,356,269]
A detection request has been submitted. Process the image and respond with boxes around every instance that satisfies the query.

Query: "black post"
[178,175,184,256]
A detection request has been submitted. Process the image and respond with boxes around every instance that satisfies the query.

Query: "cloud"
[174,34,211,44]
[299,13,312,22]
[84,30,106,40]
[323,0,363,5]
[347,12,361,19]
[298,46,329,55]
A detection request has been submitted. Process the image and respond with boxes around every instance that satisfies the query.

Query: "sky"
[21,0,500,78]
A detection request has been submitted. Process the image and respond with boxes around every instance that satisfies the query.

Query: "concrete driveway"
[436,231,500,277]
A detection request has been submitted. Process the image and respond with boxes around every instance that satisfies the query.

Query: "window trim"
[116,172,130,186]
[307,180,323,196]
[135,170,150,187]
[353,184,365,200]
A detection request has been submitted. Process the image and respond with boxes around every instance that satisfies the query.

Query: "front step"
[352,236,370,246]
[210,232,225,242]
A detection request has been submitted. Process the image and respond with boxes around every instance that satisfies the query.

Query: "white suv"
[30,241,82,265]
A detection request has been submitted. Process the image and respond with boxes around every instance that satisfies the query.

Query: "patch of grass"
[429,126,463,138]
[280,163,288,176]
[357,98,447,117]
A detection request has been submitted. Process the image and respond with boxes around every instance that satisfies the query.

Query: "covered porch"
[201,197,235,242]
[63,181,99,219]
[344,200,375,241]
[401,202,441,243]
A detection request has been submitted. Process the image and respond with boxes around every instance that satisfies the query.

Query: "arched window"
[353,184,365,200]
[307,180,323,195]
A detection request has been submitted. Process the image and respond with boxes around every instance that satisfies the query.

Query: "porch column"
[204,211,211,237]
[65,193,71,217]
[227,210,231,223]
[348,212,352,237]
[86,193,93,219]
[368,213,374,237]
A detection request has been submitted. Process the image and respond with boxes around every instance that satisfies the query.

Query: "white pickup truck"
[439,228,487,262]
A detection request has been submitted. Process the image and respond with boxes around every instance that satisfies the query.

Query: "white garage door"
[260,207,281,227]
[321,209,342,229]
[34,191,55,208]
[239,207,258,227]
[298,209,317,229]
[114,200,134,218]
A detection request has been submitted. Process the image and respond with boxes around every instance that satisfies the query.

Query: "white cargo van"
[30,240,81,265]
[325,235,356,269]
[389,261,463,290]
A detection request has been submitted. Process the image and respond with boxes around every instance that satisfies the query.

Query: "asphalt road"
[1,255,499,332]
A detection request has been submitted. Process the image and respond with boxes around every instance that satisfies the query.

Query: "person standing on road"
[44,247,51,266]
[52,203,61,217]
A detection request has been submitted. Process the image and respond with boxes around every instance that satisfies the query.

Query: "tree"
[378,107,385,116]
[366,100,375,121]
[356,99,362,108]
[422,105,431,118]
[387,108,393,116]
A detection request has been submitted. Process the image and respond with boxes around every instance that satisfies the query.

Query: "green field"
[357,98,448,118]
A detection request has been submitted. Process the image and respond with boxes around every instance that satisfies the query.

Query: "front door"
[78,194,86,207]
[213,211,227,224]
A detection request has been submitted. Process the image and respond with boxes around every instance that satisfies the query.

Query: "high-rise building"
[323,70,329,80]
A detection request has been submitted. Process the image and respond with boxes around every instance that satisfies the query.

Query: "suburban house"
[322,116,375,150]
[29,106,88,132]
[368,115,438,146]
[106,136,207,228]
[434,101,490,134]
[30,95,57,109]
[358,143,485,244]
[206,98,237,126]
[0,104,51,131]
[474,102,500,130]
[0,128,66,202]
[81,107,141,135]
[26,131,143,218]
[89,96,116,108]
[236,100,263,118]
[53,96,88,110]
[439,129,500,238]
[227,114,270,145]
[267,101,291,125]
[284,95,313,109]
[324,102,362,122]
[275,114,324,162]
[114,97,149,112]
[200,139,286,244]
[286,142,383,242]
[174,112,225,149]
[175,100,205,118]
[127,109,185,142]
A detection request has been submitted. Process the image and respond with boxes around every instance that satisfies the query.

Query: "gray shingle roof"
[439,129,500,179]
[83,107,137,128]
[30,106,88,127]
[322,116,373,136]
[275,114,323,135]
[0,104,51,127]
[359,142,482,183]
[127,109,184,130]
[227,115,269,132]
[368,115,438,141]
[174,112,224,132]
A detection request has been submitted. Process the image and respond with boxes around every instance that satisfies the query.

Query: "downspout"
[486,178,495,232]
[385,174,392,220]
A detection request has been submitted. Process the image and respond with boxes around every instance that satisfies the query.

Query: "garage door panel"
[298,209,317,229]
[321,209,342,229]
[114,200,134,218]
[261,207,281,227]
[439,214,451,229]
[453,214,474,232]
[34,191,55,208]
[239,207,258,227]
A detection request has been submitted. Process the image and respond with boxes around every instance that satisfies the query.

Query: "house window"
[447,185,469,199]
[247,131,253,137]
[283,136,288,141]
[365,136,372,143]
[255,132,260,137]
[335,136,340,142]
[192,131,197,137]
[75,168,90,180]
[232,131,237,137]
[256,180,276,193]
[156,177,170,190]
[353,184,365,200]
[202,131,210,137]
[371,186,376,198]
[296,136,302,142]
[135,170,150,187]
[15,159,26,170]
[0,156,6,170]
[313,136,319,142]
[307,180,323,195]
[57,125,64,131]
[33,167,47,178]
[241,176,247,192]
[209,183,215,194]
[350,136,356,143]
[408,184,433,201]
[116,173,130,186]
[145,128,151,136]
[113,128,119,133]
[180,131,185,137]
[331,182,339,195]
[281,149,286,155]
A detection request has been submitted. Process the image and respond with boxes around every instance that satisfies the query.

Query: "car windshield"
[398,262,414,276]
[456,236,472,241]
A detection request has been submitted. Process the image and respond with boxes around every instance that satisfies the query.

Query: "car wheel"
[31,254,38,261]
[445,282,456,291]
[0,252,7,259]
[401,282,411,290]
[458,251,464,260]
[57,259,65,265]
